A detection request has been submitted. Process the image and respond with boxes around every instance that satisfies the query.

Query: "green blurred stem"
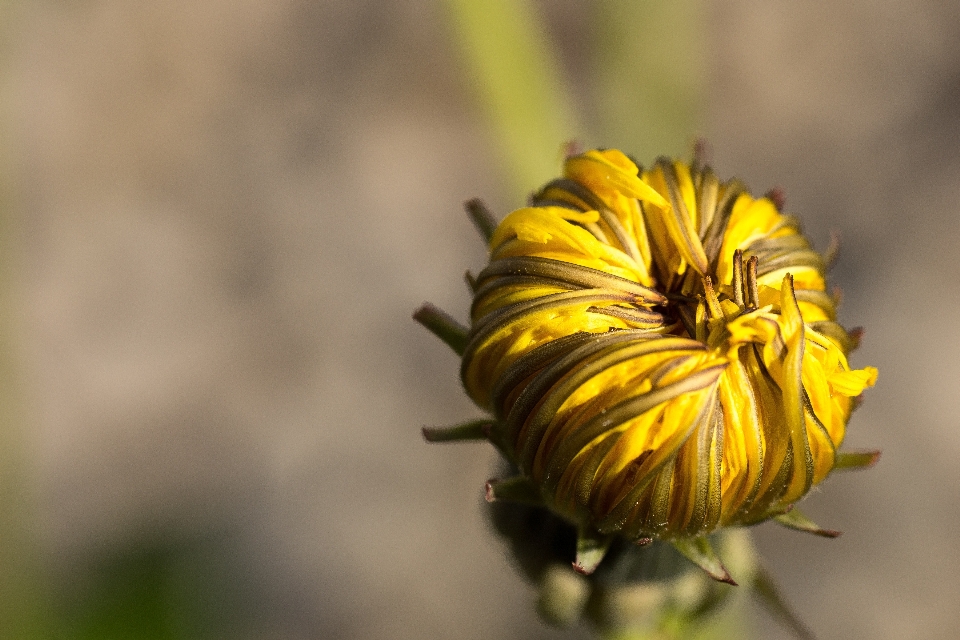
[0,3,45,638]
[591,0,706,163]
[442,0,582,201]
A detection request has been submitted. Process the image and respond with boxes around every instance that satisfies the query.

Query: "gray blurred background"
[1,1,959,638]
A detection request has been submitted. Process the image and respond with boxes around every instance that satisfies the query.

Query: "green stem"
[0,4,45,636]
[591,0,706,163]
[442,0,582,200]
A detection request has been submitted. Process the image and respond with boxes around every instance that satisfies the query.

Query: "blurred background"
[0,0,958,638]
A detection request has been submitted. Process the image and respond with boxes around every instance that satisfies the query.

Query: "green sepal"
[464,270,479,294]
[465,198,497,242]
[752,565,816,640]
[823,230,841,270]
[774,507,841,538]
[413,303,469,356]
[572,525,612,575]
[484,476,543,506]
[671,536,737,585]
[421,419,493,443]
[833,449,881,471]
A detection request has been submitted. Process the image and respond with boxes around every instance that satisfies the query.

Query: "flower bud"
[417,148,878,591]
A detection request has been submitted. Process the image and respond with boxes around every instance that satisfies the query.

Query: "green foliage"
[52,533,249,640]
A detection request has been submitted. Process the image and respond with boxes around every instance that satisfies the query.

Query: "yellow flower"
[417,148,877,582]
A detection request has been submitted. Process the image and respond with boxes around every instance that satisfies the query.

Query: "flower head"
[417,148,877,585]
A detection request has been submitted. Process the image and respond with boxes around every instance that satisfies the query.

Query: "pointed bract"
[572,526,612,575]
[672,537,737,585]
[833,449,881,471]
[774,508,841,538]
[413,303,468,356]
[422,419,493,443]
[484,476,543,506]
[465,198,498,242]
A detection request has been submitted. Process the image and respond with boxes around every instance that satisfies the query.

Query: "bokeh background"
[0,1,959,638]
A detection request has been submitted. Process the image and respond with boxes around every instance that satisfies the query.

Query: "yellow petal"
[828,366,878,397]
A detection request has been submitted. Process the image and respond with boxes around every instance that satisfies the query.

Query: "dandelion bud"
[417,148,877,591]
